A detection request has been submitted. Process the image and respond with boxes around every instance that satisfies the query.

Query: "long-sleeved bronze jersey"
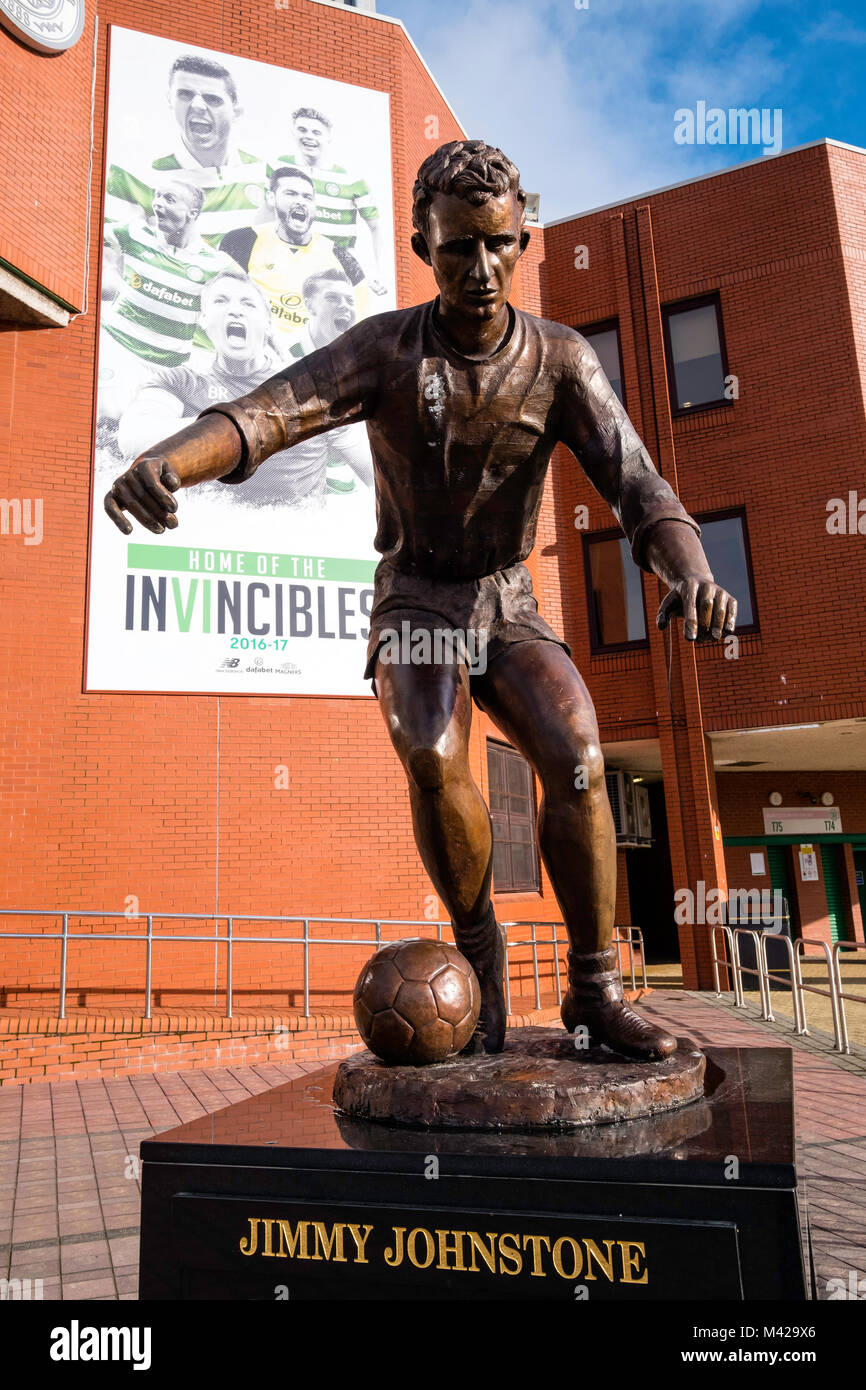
[201,298,700,580]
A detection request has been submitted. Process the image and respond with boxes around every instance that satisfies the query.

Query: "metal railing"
[709,924,864,1054]
[614,924,648,992]
[833,942,866,1055]
[0,909,646,1023]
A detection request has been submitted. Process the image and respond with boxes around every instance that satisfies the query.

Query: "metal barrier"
[760,931,806,1036]
[708,924,860,1053]
[499,922,560,1015]
[614,925,648,991]
[0,909,649,1023]
[832,942,866,1056]
[793,938,845,1052]
[710,924,742,1004]
[0,908,602,1022]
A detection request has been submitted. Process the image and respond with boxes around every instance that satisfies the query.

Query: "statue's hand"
[657,576,737,643]
[104,452,181,535]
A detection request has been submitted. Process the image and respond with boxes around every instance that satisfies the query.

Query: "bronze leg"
[472,641,677,1060]
[471,640,616,951]
[374,653,506,1051]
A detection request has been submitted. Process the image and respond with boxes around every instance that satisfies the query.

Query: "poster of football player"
[87,26,394,696]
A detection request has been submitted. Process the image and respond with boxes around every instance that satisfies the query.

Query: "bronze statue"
[106,141,736,1063]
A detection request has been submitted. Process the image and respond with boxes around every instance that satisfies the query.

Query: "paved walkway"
[1,991,863,1301]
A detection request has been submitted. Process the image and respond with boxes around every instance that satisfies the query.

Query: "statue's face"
[421,190,525,322]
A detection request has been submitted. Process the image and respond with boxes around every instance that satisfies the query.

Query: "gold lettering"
[262,1219,276,1258]
[276,1220,309,1260]
[347,1224,373,1264]
[466,1231,497,1274]
[311,1222,346,1263]
[384,1227,405,1266]
[619,1240,648,1285]
[552,1236,584,1280]
[498,1233,522,1276]
[584,1239,616,1282]
[437,1229,468,1271]
[239,1218,259,1256]
[407,1227,436,1269]
[522,1234,551,1276]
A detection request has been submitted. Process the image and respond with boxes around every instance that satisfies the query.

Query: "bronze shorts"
[364,558,570,696]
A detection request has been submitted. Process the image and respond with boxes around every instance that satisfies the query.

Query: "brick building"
[1,0,865,1079]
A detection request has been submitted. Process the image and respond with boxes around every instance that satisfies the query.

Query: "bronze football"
[352,938,481,1065]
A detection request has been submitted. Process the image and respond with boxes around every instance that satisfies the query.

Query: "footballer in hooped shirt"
[105,53,269,249]
[116,266,373,507]
[101,46,383,486]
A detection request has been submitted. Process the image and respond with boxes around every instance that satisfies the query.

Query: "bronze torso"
[202,298,700,580]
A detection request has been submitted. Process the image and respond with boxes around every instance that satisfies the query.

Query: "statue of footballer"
[106,141,736,1063]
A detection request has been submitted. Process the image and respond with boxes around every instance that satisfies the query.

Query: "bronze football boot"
[561,946,677,1060]
[451,904,507,1054]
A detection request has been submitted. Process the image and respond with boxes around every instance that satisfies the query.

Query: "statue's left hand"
[656,577,737,643]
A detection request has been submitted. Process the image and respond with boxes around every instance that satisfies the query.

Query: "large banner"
[86,27,395,695]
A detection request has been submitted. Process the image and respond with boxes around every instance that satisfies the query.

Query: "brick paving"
[645,990,866,1299]
[0,990,864,1301]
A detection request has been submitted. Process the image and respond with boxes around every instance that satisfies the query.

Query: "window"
[581,319,624,404]
[661,294,729,413]
[695,509,758,633]
[487,741,540,893]
[583,529,648,652]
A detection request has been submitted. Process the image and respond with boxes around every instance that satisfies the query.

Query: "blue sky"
[378,0,866,221]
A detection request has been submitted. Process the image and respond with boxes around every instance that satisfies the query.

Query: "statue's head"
[411,140,530,323]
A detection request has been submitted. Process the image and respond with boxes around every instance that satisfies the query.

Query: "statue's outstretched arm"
[105,320,377,535]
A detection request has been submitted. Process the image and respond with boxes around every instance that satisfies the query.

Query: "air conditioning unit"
[605,772,652,847]
[605,771,636,841]
[634,782,652,842]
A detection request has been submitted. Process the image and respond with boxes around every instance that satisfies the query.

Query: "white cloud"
[389,0,793,219]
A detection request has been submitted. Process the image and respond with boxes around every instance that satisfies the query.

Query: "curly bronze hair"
[412,140,526,242]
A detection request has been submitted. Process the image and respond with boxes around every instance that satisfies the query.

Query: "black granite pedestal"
[138,1045,807,1301]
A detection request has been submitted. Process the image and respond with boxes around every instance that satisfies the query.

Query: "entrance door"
[854,849,866,927]
[766,844,793,937]
[819,844,847,944]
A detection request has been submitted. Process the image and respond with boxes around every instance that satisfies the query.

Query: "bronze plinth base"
[333,1026,705,1132]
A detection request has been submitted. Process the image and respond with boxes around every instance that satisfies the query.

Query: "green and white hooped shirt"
[105,142,268,249]
[273,154,378,249]
[102,220,233,366]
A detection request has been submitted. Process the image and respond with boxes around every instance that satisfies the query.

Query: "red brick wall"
[3,0,865,1012]
[542,142,866,736]
[0,0,571,1017]
[0,3,95,310]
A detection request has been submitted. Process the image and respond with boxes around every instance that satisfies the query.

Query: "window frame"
[581,524,650,655]
[578,316,626,409]
[693,505,760,637]
[661,292,731,417]
[486,738,541,895]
